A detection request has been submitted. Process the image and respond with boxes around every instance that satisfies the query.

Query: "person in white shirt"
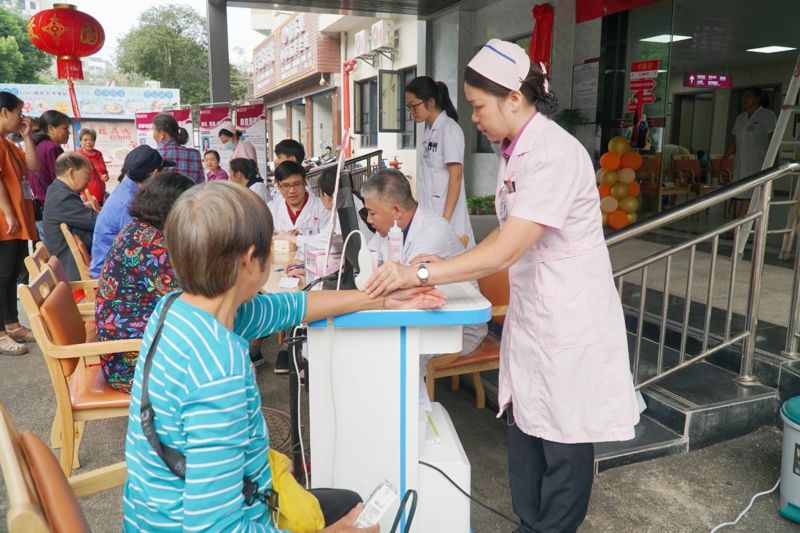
[406,76,475,248]
[267,161,328,237]
[723,87,777,215]
[362,168,487,408]
[229,158,270,205]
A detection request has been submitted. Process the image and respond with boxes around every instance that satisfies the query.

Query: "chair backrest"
[477,269,509,325]
[46,256,71,284]
[636,155,661,184]
[0,402,91,533]
[23,242,50,280]
[18,267,85,377]
[672,157,702,179]
[59,224,93,280]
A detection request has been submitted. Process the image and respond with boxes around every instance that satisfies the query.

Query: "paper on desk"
[279,276,300,289]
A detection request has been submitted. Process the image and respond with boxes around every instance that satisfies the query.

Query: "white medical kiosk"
[307,282,491,532]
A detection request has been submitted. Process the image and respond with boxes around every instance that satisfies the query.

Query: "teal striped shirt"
[123,291,307,532]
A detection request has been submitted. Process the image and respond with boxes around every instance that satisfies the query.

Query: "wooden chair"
[664,156,700,209]
[59,223,93,281]
[26,251,98,309]
[23,242,50,278]
[18,266,137,476]
[0,401,125,532]
[425,269,509,408]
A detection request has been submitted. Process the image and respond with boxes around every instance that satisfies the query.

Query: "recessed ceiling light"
[657,69,668,73]
[747,45,796,54]
[640,34,692,43]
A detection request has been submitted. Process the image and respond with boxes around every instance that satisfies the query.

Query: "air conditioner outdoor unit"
[354,29,370,56]
[370,20,394,50]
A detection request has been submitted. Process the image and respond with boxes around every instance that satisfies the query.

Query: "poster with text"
[235,102,268,178]
[78,120,137,192]
[135,108,196,149]
[199,104,234,171]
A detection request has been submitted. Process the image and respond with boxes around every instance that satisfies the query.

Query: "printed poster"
[199,104,234,171]
[235,102,268,178]
[134,107,196,149]
[77,119,137,192]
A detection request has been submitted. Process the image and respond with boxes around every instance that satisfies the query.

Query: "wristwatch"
[417,263,430,285]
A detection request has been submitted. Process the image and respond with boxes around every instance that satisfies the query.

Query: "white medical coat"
[732,106,777,197]
[497,113,639,443]
[416,112,476,249]
[296,194,372,252]
[368,207,488,355]
[267,192,329,236]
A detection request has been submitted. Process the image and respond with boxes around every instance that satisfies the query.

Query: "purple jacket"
[30,139,63,202]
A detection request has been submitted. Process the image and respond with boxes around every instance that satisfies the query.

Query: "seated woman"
[123,181,444,531]
[229,157,271,204]
[41,152,98,281]
[95,172,194,392]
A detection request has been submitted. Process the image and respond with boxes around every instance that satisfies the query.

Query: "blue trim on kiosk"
[399,326,407,532]
[308,306,491,329]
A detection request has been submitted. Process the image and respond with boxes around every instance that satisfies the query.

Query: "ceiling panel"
[227,0,462,17]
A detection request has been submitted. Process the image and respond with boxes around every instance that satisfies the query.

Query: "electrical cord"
[337,229,367,291]
[289,326,309,489]
[709,477,780,532]
[418,460,518,526]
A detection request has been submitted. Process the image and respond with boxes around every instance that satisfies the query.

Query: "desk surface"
[263,252,300,293]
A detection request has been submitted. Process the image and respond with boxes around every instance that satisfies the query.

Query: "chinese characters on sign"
[683,73,733,89]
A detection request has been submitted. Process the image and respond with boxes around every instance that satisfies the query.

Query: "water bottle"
[387,220,403,263]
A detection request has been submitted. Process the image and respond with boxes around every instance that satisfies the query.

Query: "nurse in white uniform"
[723,87,777,214]
[368,39,639,532]
[405,76,476,249]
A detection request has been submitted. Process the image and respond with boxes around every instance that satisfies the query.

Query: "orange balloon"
[600,152,621,171]
[620,151,643,170]
[608,210,629,230]
[598,185,611,198]
[627,180,641,197]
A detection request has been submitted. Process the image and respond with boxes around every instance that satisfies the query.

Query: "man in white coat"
[362,168,488,408]
[267,160,329,237]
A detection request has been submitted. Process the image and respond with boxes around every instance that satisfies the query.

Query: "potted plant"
[553,108,588,135]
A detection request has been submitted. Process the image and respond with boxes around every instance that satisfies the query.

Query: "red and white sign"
[684,72,732,89]
[627,93,656,111]
[134,108,194,149]
[629,78,657,91]
[199,104,234,170]
[234,102,268,179]
[630,59,660,80]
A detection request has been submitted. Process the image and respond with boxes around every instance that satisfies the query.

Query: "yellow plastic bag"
[269,448,325,532]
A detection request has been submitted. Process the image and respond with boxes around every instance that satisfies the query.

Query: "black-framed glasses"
[406,100,424,111]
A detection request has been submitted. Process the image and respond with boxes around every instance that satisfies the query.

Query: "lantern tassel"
[67,79,81,119]
[57,56,84,80]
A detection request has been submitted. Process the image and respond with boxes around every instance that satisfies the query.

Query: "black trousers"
[508,411,595,533]
[310,488,362,526]
[0,239,27,326]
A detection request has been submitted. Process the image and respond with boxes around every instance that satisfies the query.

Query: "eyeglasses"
[406,101,425,111]
[279,181,305,191]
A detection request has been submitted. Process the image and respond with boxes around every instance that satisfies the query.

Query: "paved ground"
[0,318,797,533]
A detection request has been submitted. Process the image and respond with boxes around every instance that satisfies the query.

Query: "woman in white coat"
[368,40,639,532]
[405,76,476,248]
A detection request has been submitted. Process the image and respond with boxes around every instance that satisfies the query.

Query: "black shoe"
[249,349,265,367]
[274,349,290,374]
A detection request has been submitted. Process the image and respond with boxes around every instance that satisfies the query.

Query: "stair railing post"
[738,180,772,384]
[784,232,800,359]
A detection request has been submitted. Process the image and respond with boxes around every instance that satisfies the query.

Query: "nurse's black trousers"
[507,409,594,533]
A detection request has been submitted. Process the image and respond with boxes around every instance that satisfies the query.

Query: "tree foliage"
[116,4,211,106]
[0,7,52,83]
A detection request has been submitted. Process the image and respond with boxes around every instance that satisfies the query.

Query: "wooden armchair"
[18,267,137,476]
[26,249,97,310]
[0,401,125,532]
[664,156,700,208]
[59,223,94,281]
[425,269,509,408]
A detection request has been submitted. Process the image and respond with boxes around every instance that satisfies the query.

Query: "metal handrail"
[608,161,800,390]
[606,162,800,246]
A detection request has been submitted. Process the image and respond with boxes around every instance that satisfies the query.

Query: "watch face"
[418,264,429,281]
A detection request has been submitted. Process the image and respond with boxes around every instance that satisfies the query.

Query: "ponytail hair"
[463,63,558,117]
[230,157,262,187]
[153,112,189,145]
[33,109,70,145]
[405,76,458,121]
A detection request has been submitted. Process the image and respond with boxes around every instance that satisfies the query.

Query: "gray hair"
[361,168,416,210]
[78,128,97,142]
[54,152,90,177]
[165,181,273,297]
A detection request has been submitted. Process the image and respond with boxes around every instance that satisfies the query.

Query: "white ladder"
[738,52,800,257]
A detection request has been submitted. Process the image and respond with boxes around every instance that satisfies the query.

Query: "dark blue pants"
[508,411,595,533]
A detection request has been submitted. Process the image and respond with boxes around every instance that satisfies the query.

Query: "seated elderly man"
[362,168,488,407]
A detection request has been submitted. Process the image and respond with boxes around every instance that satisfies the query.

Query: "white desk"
[307,283,490,532]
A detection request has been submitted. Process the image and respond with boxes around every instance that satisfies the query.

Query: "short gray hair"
[361,168,416,210]
[165,181,273,297]
[54,152,90,176]
[78,128,96,142]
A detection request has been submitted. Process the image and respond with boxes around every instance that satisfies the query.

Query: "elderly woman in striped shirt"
[123,181,445,532]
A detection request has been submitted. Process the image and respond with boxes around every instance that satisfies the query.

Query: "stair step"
[594,415,687,473]
[641,361,778,448]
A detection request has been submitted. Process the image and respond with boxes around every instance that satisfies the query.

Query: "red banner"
[529,4,554,73]
[198,104,233,170]
[576,0,659,24]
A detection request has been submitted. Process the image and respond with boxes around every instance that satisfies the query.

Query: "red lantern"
[27,4,105,80]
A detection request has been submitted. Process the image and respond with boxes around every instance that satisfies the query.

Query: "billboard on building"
[0,83,180,120]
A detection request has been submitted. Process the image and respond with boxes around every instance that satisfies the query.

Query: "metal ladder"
[738,52,800,257]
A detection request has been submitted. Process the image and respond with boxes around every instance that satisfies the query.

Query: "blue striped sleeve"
[234,292,307,341]
[180,374,286,533]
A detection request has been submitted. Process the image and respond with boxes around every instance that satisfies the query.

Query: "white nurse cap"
[467,39,531,92]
